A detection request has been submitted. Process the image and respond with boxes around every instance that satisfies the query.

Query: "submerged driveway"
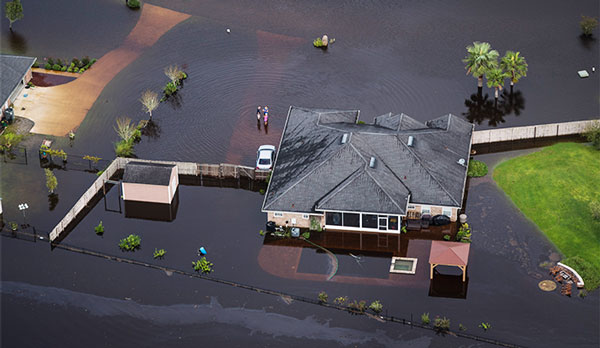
[14,4,190,136]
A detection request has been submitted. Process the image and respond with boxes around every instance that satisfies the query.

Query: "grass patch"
[561,256,600,291]
[468,159,488,177]
[493,143,600,289]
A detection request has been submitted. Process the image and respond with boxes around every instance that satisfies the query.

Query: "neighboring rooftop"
[262,107,473,215]
[123,161,175,186]
[0,55,36,105]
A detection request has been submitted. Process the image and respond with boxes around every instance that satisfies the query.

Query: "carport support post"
[430,263,436,279]
[460,265,466,282]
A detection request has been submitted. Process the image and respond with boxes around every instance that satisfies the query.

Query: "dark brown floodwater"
[1,0,599,347]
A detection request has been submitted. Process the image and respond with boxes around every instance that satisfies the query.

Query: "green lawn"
[493,143,600,288]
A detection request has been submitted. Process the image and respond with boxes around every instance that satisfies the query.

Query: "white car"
[256,145,276,170]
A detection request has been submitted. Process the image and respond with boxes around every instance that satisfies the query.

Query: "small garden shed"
[122,162,178,204]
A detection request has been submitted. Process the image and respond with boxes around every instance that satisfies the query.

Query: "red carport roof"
[429,240,470,266]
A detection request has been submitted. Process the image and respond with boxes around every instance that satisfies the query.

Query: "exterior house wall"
[2,66,33,114]
[167,167,179,202]
[267,211,315,228]
[122,182,170,204]
[406,204,458,222]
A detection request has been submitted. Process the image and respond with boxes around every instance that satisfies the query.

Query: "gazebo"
[429,240,470,282]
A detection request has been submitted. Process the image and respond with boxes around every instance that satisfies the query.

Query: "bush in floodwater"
[434,316,450,332]
[153,248,166,259]
[318,291,328,303]
[127,0,141,9]
[115,140,134,157]
[309,216,322,232]
[456,223,472,243]
[192,257,213,273]
[479,322,491,331]
[347,300,367,315]
[73,67,79,73]
[44,62,52,70]
[52,64,61,71]
[369,300,383,314]
[301,231,310,239]
[259,188,265,195]
[61,66,67,72]
[459,323,467,331]
[79,68,85,74]
[258,229,265,236]
[9,221,18,231]
[421,312,430,325]
[580,15,598,36]
[118,234,141,251]
[94,221,104,235]
[467,159,488,177]
[333,296,347,305]
[163,82,177,97]
[313,37,325,47]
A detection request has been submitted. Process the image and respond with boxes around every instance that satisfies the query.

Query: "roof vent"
[369,157,376,168]
[407,135,414,147]
[457,158,466,166]
[341,133,349,144]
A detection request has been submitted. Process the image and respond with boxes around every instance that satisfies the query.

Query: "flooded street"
[1,0,599,347]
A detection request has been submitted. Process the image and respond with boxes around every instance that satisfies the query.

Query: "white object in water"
[592,66,596,73]
[226,28,231,34]
[577,70,589,78]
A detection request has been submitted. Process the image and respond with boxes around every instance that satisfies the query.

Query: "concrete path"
[14,4,190,136]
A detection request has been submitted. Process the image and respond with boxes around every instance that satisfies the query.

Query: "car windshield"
[259,159,270,165]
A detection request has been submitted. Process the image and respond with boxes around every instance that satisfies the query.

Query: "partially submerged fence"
[48,158,270,242]
[472,119,597,145]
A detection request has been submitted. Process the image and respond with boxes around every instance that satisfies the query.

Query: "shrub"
[131,128,141,142]
[56,58,63,66]
[421,312,430,325]
[309,216,322,231]
[47,57,54,65]
[468,159,488,177]
[357,120,366,124]
[369,300,383,314]
[333,296,347,305]
[127,0,141,9]
[61,66,67,72]
[434,316,451,332]
[81,56,90,66]
[459,324,467,331]
[301,231,310,239]
[583,120,600,150]
[562,256,600,291]
[118,234,141,251]
[32,62,38,68]
[259,188,265,195]
[44,62,52,70]
[52,64,61,71]
[79,68,85,74]
[580,15,598,36]
[115,140,134,157]
[192,257,214,273]
[479,322,491,331]
[443,234,451,241]
[67,67,73,73]
[9,221,18,231]
[456,223,472,243]
[590,201,600,220]
[83,155,102,164]
[71,58,79,67]
[94,221,104,235]
[313,37,324,47]
[153,248,166,259]
[90,58,97,65]
[258,229,265,236]
[347,300,367,315]
[163,81,177,96]
[318,291,328,303]
[74,67,79,73]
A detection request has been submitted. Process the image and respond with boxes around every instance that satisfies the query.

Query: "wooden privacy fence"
[49,158,270,242]
[472,119,598,145]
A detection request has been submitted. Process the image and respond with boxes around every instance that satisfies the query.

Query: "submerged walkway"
[14,4,190,136]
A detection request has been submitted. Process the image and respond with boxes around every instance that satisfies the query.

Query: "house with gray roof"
[261,106,473,233]
[1,55,36,114]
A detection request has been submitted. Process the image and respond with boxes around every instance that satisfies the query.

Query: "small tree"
[318,291,328,303]
[421,312,430,325]
[4,0,23,30]
[114,117,135,143]
[94,221,104,235]
[44,168,57,193]
[485,67,508,100]
[369,300,383,314]
[140,90,159,120]
[580,15,598,36]
[164,65,183,85]
[500,51,528,88]
[463,42,499,88]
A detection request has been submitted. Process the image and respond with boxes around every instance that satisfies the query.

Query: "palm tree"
[463,42,499,88]
[486,68,508,101]
[500,51,528,90]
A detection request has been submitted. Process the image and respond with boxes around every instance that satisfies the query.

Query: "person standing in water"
[257,106,262,120]
[263,106,269,126]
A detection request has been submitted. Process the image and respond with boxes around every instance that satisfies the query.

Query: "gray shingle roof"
[262,107,473,215]
[123,162,175,186]
[1,55,36,106]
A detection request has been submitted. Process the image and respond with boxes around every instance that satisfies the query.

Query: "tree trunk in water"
[494,87,499,100]
[477,86,483,97]
[477,76,483,88]
[510,84,514,95]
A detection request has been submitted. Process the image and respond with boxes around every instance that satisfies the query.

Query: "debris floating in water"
[226,28,231,34]
[198,247,207,255]
[577,70,589,78]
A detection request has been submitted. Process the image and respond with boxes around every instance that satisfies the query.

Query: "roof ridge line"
[398,138,460,206]
[315,167,364,208]
[363,169,405,212]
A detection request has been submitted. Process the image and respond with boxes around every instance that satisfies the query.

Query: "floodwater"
[1,0,599,347]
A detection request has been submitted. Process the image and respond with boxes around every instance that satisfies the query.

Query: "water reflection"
[463,88,525,127]
[7,30,27,54]
[579,34,597,51]
[141,119,161,140]
[428,272,468,299]
[124,191,179,222]
[48,193,59,211]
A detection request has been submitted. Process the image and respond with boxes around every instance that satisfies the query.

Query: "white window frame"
[274,212,283,218]
[421,205,431,215]
[442,207,452,217]
[302,214,309,219]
